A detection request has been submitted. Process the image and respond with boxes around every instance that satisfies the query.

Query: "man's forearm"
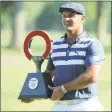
[44,69,55,79]
[64,69,96,91]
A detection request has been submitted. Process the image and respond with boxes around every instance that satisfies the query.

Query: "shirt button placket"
[66,50,70,61]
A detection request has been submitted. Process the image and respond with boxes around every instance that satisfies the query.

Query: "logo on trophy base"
[28,78,39,90]
[18,30,53,100]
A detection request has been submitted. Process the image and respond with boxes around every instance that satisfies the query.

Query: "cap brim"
[59,8,83,16]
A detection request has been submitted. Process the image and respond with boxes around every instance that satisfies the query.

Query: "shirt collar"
[62,30,86,44]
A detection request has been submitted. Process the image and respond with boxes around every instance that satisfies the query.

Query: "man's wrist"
[61,85,68,94]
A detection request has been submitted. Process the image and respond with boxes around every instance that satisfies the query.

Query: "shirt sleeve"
[46,54,55,71]
[85,40,105,67]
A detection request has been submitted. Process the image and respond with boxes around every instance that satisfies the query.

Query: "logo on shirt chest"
[69,51,86,57]
[74,51,78,55]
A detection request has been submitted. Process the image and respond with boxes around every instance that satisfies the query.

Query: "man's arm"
[63,65,102,91]
[49,64,103,101]
[63,39,105,91]
[44,69,55,79]
[44,55,55,79]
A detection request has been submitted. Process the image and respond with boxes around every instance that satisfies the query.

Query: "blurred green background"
[1,1,111,111]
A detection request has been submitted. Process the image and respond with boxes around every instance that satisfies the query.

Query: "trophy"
[18,30,53,100]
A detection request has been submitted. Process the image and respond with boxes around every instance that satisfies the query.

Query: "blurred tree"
[80,2,97,33]
[1,1,111,49]
[1,1,15,11]
[35,2,65,31]
[8,2,25,49]
[24,2,45,30]
[1,1,15,29]
[1,1,25,49]
[96,2,107,41]
[97,2,111,41]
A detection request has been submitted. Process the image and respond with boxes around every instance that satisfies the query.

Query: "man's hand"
[21,99,34,103]
[48,85,65,101]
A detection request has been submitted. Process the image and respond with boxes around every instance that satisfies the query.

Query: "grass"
[1,48,111,111]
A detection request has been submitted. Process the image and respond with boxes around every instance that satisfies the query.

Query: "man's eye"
[63,15,66,18]
[69,15,73,17]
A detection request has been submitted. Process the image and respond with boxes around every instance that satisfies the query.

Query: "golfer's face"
[62,11,84,31]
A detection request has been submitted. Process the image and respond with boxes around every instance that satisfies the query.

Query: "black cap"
[59,2,85,16]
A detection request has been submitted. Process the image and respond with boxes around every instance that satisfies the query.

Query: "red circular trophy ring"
[24,30,51,60]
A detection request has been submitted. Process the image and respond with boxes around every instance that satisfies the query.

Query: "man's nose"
[64,17,71,23]
[65,17,70,21]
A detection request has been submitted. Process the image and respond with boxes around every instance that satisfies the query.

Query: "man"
[22,2,105,111]
[45,2,105,111]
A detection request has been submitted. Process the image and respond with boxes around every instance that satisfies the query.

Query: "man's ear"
[81,16,85,23]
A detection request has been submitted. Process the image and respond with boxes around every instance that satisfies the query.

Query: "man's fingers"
[21,99,34,103]
[48,85,54,90]
[21,100,27,102]
[25,100,33,103]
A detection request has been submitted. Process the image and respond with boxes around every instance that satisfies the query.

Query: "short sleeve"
[46,54,55,71]
[85,40,105,67]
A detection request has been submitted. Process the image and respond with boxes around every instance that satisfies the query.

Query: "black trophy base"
[18,72,53,100]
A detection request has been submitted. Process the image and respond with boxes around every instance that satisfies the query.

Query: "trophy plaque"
[18,30,53,100]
